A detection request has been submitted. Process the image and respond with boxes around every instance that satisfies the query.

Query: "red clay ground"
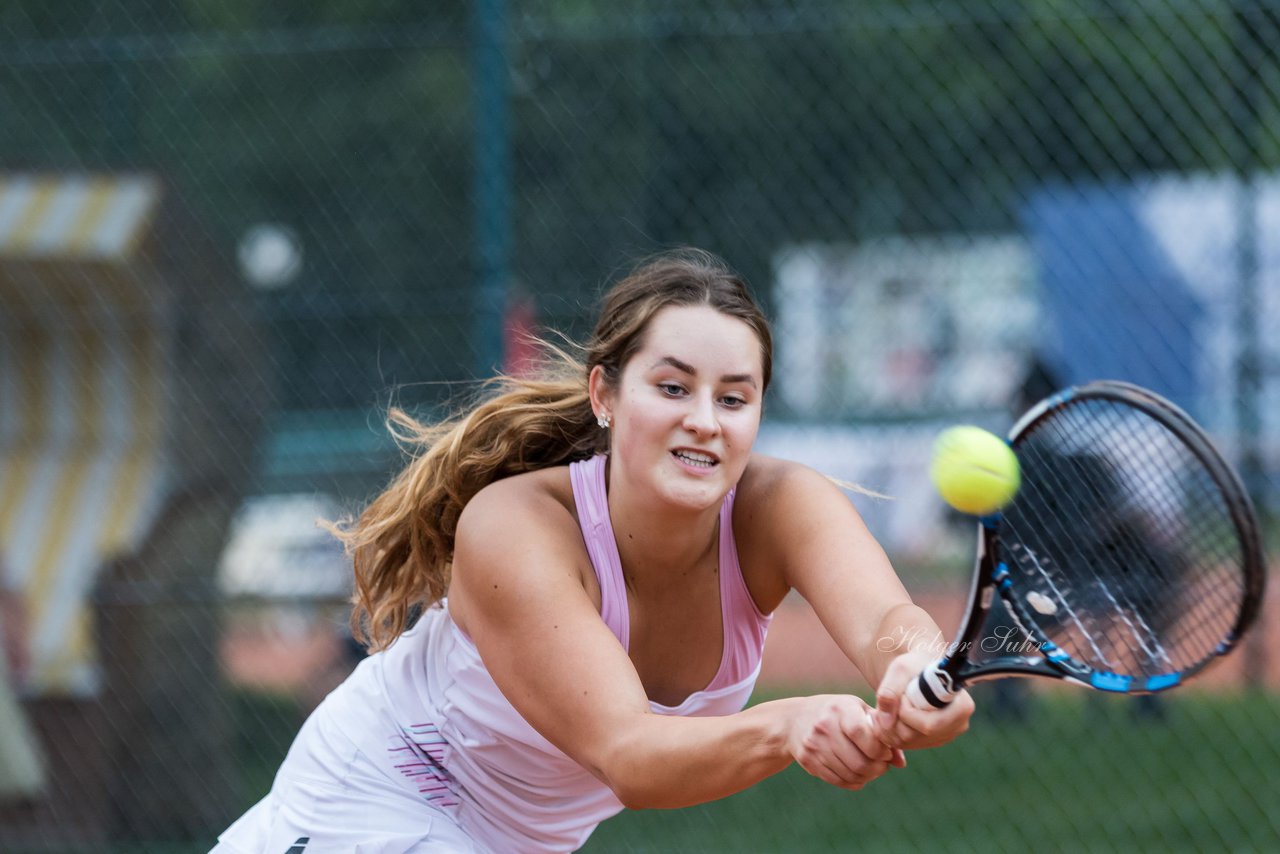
[758,583,1280,694]
[222,579,1280,697]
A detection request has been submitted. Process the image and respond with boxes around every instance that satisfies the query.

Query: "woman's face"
[594,304,765,513]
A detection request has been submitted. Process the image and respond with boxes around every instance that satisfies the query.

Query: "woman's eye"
[658,383,686,396]
[721,396,747,408]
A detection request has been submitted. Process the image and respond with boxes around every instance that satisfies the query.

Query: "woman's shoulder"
[450,464,600,637]
[734,454,862,538]
[464,464,578,526]
[457,465,597,562]
[730,455,853,611]
[737,453,838,501]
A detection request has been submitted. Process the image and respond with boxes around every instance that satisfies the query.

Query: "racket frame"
[909,380,1267,708]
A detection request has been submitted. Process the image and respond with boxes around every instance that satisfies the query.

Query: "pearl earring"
[597,413,611,429]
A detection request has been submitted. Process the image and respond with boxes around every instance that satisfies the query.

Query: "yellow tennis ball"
[929,425,1020,515]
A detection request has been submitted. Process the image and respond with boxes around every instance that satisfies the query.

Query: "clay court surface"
[222,580,1280,698]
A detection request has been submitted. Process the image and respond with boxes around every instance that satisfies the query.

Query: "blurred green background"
[0,2,1277,851]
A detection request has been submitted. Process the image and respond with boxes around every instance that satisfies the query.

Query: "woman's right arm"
[447,481,899,810]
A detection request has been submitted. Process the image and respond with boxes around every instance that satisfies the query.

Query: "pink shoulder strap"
[569,455,630,649]
[707,487,772,690]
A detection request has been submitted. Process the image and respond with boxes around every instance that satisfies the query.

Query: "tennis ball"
[929,425,1020,516]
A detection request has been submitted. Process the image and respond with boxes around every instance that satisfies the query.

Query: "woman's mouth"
[672,449,718,469]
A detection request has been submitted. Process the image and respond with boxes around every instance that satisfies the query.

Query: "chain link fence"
[0,1,1277,851]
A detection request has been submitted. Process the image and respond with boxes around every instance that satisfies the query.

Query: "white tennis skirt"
[211,693,487,854]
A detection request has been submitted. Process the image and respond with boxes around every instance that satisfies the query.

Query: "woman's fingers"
[789,696,900,790]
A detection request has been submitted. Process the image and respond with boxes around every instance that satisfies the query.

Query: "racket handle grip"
[906,662,958,709]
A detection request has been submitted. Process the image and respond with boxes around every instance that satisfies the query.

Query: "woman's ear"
[587,365,613,423]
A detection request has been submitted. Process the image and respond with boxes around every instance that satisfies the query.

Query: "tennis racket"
[907,380,1267,709]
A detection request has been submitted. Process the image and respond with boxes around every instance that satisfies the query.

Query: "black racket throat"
[937,526,1090,689]
[914,381,1266,707]
[923,526,1092,698]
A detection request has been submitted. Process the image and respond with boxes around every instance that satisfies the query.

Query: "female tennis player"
[214,248,973,854]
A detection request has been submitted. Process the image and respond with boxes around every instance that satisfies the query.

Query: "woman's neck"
[606,486,722,587]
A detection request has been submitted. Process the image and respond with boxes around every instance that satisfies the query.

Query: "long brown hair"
[336,248,773,650]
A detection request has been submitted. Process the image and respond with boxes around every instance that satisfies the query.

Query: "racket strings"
[1098,415,1243,660]
[999,398,1247,680]
[1009,406,1173,670]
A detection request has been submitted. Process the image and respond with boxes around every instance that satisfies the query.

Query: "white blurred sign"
[218,493,351,599]
[773,236,1035,418]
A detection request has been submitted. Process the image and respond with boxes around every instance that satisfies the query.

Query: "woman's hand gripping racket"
[907,380,1267,710]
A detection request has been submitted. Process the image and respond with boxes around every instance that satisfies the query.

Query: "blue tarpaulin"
[1022,183,1204,415]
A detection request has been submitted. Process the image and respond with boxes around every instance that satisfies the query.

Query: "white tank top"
[328,455,772,853]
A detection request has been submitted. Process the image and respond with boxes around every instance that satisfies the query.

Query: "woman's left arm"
[738,457,973,752]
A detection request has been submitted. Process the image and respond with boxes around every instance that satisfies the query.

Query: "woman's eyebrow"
[650,355,758,388]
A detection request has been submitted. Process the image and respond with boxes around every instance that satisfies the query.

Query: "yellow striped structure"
[0,174,168,696]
